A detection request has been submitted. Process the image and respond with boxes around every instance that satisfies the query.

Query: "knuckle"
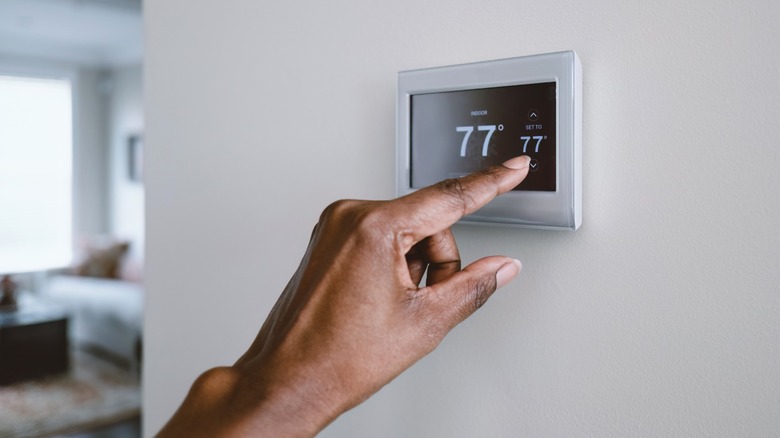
[435,177,466,198]
[320,199,357,222]
[427,231,461,262]
[354,206,386,236]
[434,178,478,215]
[319,199,389,240]
[394,227,416,251]
[468,274,497,313]
[473,165,504,193]
[427,259,461,274]
[478,164,505,179]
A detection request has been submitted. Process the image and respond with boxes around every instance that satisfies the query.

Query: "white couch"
[42,275,143,369]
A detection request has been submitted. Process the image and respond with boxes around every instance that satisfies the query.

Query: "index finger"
[392,155,531,246]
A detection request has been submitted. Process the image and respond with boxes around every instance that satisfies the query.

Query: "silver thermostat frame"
[396,51,582,230]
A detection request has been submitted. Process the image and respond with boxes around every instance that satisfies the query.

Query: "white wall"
[144,1,780,436]
[108,64,144,258]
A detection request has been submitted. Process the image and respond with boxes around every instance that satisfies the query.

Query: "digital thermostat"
[396,51,582,230]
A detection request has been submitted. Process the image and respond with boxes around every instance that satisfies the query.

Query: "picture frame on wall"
[128,134,143,182]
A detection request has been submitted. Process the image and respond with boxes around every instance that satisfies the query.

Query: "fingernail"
[503,155,531,170]
[495,259,522,288]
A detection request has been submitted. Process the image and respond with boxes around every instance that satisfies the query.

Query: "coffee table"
[0,295,69,385]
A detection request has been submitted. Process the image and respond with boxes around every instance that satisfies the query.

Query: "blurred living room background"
[0,0,143,436]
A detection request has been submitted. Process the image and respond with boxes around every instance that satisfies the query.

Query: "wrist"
[157,366,244,437]
[160,365,338,437]
[231,362,351,437]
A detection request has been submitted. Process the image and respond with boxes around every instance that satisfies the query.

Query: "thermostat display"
[411,82,556,191]
[397,51,582,230]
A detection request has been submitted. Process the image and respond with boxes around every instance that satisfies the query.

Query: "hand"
[158,155,531,437]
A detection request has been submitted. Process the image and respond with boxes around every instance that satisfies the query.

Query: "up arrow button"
[528,109,539,121]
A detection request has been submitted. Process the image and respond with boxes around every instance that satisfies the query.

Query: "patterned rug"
[0,350,140,438]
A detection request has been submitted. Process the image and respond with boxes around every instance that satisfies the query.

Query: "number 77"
[457,125,497,157]
[520,136,545,153]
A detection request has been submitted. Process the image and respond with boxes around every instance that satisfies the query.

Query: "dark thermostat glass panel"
[410,82,556,191]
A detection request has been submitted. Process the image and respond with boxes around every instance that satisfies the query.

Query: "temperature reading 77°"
[456,124,504,157]
[521,135,547,153]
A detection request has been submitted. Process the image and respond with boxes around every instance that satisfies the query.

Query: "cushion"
[74,241,130,279]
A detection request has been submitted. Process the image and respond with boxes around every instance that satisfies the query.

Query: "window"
[0,75,73,273]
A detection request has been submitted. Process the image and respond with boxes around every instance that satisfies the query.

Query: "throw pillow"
[74,241,130,279]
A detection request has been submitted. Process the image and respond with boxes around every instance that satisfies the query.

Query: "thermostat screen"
[410,82,556,191]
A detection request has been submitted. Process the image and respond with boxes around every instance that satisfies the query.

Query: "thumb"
[425,256,522,330]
